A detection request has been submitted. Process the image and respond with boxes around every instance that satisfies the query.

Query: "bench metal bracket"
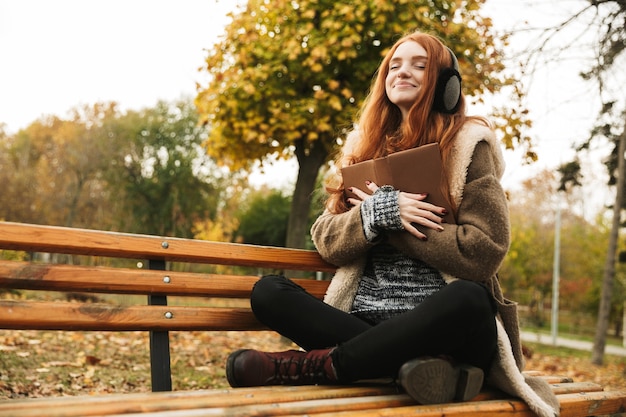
[148,258,172,392]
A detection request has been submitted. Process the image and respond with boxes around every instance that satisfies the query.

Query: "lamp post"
[551,194,561,346]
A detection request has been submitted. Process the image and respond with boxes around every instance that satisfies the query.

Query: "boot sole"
[398,358,483,404]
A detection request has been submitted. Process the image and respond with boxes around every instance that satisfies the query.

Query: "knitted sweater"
[353,185,446,323]
[311,121,560,417]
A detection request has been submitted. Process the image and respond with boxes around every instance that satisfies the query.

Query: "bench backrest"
[0,221,336,390]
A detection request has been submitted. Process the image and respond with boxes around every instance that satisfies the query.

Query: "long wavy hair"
[325,31,488,214]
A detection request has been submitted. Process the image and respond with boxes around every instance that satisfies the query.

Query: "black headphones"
[432,47,462,114]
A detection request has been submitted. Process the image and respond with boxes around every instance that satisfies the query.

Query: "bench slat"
[0,222,335,272]
[557,390,626,417]
[0,386,398,417]
[548,381,603,394]
[0,300,266,331]
[179,394,414,417]
[272,391,626,417]
[1,385,623,417]
[0,261,329,299]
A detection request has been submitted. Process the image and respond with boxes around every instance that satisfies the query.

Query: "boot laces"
[270,351,329,384]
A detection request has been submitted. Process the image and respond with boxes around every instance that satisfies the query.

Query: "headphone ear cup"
[433,67,462,114]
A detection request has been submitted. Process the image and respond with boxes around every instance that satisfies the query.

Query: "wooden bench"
[0,221,624,417]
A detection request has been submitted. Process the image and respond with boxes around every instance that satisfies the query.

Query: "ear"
[433,67,462,114]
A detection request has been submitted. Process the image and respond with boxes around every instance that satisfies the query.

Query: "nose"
[396,64,410,78]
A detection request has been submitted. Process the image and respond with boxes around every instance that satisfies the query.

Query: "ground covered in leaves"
[0,329,624,399]
[0,330,296,398]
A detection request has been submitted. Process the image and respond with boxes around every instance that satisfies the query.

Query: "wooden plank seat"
[0,221,625,417]
[0,379,623,417]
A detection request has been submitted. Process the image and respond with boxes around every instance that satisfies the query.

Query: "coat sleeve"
[387,140,510,281]
[310,206,377,266]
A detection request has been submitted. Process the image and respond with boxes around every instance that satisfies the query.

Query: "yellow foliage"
[193,217,239,243]
[243,83,256,95]
[327,80,340,90]
[328,96,343,111]
[314,89,326,100]
[316,119,332,132]
[0,249,28,261]
[301,9,316,19]
[195,0,532,168]
[310,45,328,60]
[310,63,323,73]
[341,88,354,100]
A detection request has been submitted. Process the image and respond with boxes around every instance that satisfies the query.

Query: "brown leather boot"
[398,357,483,404]
[226,348,337,387]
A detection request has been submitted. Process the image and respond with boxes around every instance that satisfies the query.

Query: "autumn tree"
[234,187,291,247]
[502,169,613,330]
[0,124,26,223]
[196,0,525,249]
[0,105,117,228]
[520,0,626,364]
[0,99,233,241]
[502,173,556,325]
[104,99,230,238]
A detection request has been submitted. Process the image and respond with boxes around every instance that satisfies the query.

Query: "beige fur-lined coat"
[310,121,560,417]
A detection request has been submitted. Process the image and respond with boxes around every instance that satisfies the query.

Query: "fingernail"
[365,180,371,185]
[348,187,353,192]
[442,209,448,214]
[420,236,428,241]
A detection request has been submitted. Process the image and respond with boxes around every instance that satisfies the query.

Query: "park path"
[521,330,626,357]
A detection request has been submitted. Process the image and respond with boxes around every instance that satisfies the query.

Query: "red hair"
[325,31,488,214]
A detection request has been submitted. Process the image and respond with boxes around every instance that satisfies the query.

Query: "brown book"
[341,142,455,224]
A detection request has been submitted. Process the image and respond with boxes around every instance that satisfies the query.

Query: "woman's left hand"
[349,181,445,240]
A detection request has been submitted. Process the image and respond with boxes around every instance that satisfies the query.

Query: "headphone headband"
[448,47,459,71]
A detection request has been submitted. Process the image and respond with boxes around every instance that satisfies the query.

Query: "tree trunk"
[286,138,328,250]
[592,129,626,365]
[65,174,85,228]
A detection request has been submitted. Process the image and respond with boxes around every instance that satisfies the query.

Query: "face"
[385,40,428,119]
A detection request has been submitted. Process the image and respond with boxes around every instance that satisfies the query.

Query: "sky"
[0,0,617,197]
[0,0,231,131]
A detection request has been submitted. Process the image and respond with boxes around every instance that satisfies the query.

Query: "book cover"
[341,142,455,224]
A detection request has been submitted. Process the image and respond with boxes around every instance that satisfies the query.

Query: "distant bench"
[0,221,624,417]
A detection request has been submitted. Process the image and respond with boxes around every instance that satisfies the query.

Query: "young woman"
[226,31,559,417]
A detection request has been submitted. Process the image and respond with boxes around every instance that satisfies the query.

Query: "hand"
[346,180,379,207]
[397,191,445,240]
[347,181,446,240]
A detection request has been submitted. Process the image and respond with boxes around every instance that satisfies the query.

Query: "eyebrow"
[389,55,428,63]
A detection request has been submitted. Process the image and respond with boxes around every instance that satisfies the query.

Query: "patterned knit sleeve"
[360,185,403,242]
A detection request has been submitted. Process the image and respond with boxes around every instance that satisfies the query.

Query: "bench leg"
[149,326,172,391]
[148,259,172,392]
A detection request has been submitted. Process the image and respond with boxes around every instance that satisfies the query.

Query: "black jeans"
[251,274,498,383]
